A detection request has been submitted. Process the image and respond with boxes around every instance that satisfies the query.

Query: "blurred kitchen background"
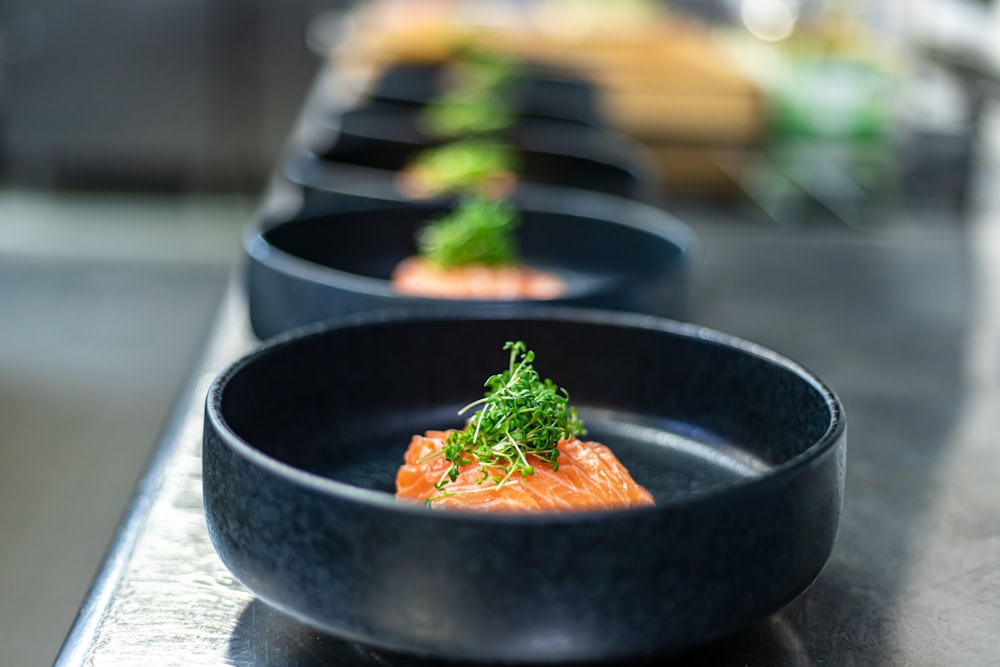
[1,0,999,665]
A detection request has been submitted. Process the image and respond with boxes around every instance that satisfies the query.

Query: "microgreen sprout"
[407,138,520,195]
[420,91,516,138]
[447,47,523,95]
[417,196,519,268]
[419,45,522,138]
[423,341,586,504]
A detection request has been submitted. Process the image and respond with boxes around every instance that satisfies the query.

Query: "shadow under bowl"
[203,309,846,664]
[244,188,697,340]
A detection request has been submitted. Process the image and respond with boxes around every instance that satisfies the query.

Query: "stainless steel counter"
[53,196,1000,664]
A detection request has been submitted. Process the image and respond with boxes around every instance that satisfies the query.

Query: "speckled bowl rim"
[205,308,845,526]
[243,185,698,306]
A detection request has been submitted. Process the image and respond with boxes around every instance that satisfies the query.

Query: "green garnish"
[447,48,523,96]
[419,91,516,138]
[407,138,520,194]
[417,196,519,268]
[419,45,522,139]
[425,341,586,504]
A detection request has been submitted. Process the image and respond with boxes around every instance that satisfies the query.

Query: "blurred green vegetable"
[407,138,520,194]
[419,44,522,138]
[447,48,523,96]
[420,91,516,138]
[418,196,519,268]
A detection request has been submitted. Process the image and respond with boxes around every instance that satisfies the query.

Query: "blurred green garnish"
[424,340,586,504]
[417,196,519,268]
[447,48,523,96]
[407,138,520,194]
[420,91,516,138]
[419,45,522,138]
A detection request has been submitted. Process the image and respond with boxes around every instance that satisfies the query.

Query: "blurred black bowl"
[245,186,697,339]
[300,104,658,200]
[203,308,846,664]
[367,61,604,127]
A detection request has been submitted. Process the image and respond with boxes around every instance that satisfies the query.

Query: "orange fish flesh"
[390,257,565,300]
[395,430,655,511]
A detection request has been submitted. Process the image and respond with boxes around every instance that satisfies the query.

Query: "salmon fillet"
[391,257,565,300]
[396,430,655,511]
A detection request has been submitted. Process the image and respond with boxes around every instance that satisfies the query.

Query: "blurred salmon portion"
[396,430,655,511]
[391,257,565,300]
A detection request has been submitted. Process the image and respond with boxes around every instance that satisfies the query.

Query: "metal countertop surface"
[53,200,1000,665]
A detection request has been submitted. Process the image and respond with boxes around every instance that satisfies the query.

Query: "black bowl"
[244,187,697,339]
[203,309,846,664]
[367,62,604,127]
[301,104,657,200]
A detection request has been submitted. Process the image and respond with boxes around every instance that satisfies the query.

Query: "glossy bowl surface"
[203,309,846,664]
[244,187,697,339]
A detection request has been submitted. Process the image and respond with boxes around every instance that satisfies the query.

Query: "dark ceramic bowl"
[244,186,697,339]
[301,104,657,200]
[367,62,604,127]
[203,309,846,664]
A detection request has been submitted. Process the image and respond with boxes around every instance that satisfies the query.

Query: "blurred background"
[1,0,999,665]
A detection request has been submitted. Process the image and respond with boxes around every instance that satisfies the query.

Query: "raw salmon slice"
[396,430,655,511]
[390,257,565,300]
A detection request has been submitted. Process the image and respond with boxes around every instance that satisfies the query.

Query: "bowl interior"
[218,315,836,507]
[260,204,683,299]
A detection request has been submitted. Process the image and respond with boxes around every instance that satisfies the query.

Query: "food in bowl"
[418,45,522,138]
[441,45,524,97]
[244,190,696,338]
[390,196,566,299]
[420,91,516,138]
[396,341,654,510]
[396,137,521,199]
[202,309,846,663]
